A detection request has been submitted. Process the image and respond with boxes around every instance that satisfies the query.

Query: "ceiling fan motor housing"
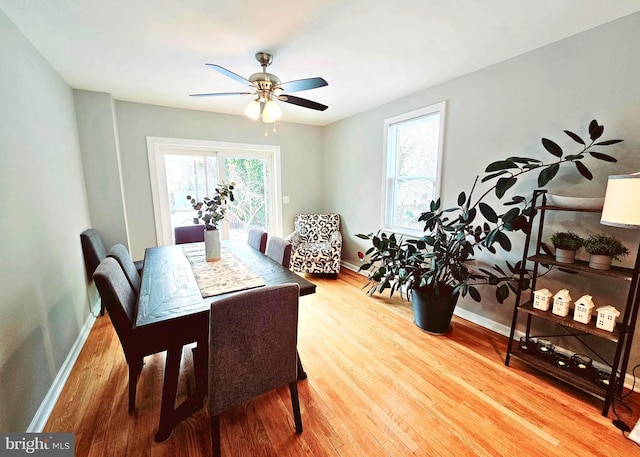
[192,50,328,112]
[249,72,281,91]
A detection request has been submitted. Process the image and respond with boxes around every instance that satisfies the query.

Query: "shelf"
[505,189,640,417]
[528,254,633,280]
[519,302,621,342]
[510,350,607,401]
[536,205,602,213]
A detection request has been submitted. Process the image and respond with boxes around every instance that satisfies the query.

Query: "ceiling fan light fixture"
[195,51,328,130]
[262,99,282,123]
[244,99,261,120]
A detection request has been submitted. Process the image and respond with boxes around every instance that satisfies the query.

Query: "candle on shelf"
[536,339,555,359]
[594,370,614,388]
[519,337,536,352]
[570,354,593,376]
[553,352,571,369]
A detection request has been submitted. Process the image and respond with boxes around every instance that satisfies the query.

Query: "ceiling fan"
[190,52,328,124]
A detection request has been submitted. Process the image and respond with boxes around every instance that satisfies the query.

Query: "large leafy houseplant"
[357,120,623,309]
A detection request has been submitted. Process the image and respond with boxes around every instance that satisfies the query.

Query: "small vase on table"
[205,229,221,262]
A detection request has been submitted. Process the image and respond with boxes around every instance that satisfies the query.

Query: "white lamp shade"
[244,100,261,120]
[600,172,640,228]
[262,100,282,123]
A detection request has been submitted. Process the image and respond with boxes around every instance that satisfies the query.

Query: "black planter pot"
[411,285,459,334]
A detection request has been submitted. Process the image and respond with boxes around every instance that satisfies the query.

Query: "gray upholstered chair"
[81,229,143,315]
[285,213,342,277]
[174,225,205,244]
[247,227,268,253]
[265,236,292,268]
[80,228,107,278]
[208,284,302,457]
[93,258,168,412]
[107,244,141,294]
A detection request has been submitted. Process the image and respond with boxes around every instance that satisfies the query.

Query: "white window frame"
[382,102,447,237]
[146,136,282,246]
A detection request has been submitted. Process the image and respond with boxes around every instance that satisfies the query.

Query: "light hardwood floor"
[45,268,640,456]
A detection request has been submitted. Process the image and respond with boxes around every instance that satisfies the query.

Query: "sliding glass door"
[147,138,281,245]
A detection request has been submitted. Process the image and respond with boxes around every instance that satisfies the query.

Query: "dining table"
[136,239,316,442]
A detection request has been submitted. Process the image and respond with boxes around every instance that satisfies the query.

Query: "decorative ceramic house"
[552,289,572,317]
[574,294,595,324]
[595,305,620,332]
[533,288,554,311]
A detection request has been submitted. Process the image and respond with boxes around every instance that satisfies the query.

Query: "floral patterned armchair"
[285,214,342,277]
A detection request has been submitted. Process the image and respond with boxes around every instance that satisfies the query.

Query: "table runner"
[182,243,266,298]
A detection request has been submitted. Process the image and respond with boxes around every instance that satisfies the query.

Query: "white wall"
[325,12,640,369]
[114,101,325,260]
[0,10,92,431]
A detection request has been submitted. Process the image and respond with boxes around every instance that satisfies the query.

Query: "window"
[147,137,281,245]
[383,102,446,236]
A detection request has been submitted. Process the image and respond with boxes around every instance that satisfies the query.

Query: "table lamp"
[601,172,640,228]
[600,171,640,444]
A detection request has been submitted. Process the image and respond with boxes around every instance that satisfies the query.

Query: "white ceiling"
[3,0,640,126]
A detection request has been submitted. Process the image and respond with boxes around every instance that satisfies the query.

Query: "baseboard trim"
[453,306,513,337]
[26,300,100,432]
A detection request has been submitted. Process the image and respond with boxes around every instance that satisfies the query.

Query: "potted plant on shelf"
[583,233,629,270]
[550,231,584,264]
[187,182,235,261]
[357,119,622,334]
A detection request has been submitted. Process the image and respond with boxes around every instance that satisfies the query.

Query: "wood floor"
[45,268,640,456]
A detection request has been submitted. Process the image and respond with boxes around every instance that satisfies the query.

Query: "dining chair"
[93,258,167,412]
[107,244,141,294]
[264,236,306,380]
[265,236,292,268]
[208,284,302,457]
[80,228,107,278]
[81,228,146,315]
[247,227,268,253]
[174,225,205,244]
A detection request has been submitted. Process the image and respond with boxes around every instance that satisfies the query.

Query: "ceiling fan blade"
[205,64,253,86]
[278,77,328,93]
[190,92,253,97]
[278,94,328,111]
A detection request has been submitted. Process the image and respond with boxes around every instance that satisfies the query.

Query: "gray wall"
[326,13,640,366]
[74,90,129,251]
[0,10,92,431]
[114,101,325,261]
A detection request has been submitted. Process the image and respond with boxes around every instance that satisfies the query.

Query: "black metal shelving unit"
[504,189,640,416]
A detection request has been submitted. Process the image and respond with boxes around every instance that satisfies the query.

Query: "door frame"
[146,136,282,246]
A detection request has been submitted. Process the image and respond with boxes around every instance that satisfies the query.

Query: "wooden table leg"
[155,336,208,443]
[192,334,209,401]
[155,342,182,442]
[296,350,307,381]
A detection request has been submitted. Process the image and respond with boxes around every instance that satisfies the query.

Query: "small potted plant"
[187,182,235,261]
[583,233,629,270]
[550,231,584,264]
